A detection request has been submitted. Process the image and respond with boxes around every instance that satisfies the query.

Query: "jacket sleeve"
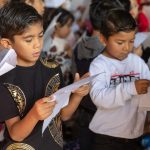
[0,85,19,122]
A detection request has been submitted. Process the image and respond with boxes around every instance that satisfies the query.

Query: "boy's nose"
[123,43,130,52]
[34,39,41,49]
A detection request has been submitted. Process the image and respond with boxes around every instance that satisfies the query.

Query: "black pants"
[91,133,144,150]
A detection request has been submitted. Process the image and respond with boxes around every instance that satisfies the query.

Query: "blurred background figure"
[43,7,75,85]
[136,0,150,32]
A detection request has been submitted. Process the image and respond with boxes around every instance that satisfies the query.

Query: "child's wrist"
[71,93,83,101]
[29,110,39,123]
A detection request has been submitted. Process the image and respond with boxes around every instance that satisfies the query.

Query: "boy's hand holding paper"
[42,72,100,133]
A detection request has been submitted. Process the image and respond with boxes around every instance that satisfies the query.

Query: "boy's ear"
[0,38,12,49]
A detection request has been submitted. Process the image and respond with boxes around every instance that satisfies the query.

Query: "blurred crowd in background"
[1,0,150,149]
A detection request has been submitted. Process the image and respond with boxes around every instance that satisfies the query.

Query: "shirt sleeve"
[89,60,138,109]
[0,84,19,122]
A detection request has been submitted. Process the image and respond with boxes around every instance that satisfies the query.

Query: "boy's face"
[9,22,43,66]
[103,31,135,61]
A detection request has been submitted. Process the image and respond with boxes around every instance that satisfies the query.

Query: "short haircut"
[89,0,130,30]
[100,9,137,39]
[0,2,43,41]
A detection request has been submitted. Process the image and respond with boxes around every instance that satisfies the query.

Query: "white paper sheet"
[134,32,150,48]
[42,73,101,133]
[0,48,17,76]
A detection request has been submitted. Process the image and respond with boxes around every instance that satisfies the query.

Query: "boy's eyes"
[117,42,123,45]
[130,40,134,43]
[25,38,32,43]
[25,34,43,43]
[39,33,43,38]
[117,41,124,45]
[117,40,134,45]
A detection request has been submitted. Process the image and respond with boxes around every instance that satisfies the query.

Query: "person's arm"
[61,73,90,121]
[89,60,136,109]
[5,96,56,142]
[90,56,150,109]
[90,77,137,109]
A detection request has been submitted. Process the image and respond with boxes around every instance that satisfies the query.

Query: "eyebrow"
[116,37,135,41]
[23,30,44,39]
[117,39,135,41]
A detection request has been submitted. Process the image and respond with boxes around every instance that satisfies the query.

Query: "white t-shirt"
[89,53,150,139]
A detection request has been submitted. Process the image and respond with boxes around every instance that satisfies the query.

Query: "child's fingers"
[44,102,56,110]
[43,95,56,103]
[80,72,90,80]
[74,72,90,83]
[72,84,90,93]
[74,73,80,82]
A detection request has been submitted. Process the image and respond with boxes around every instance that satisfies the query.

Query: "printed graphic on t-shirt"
[110,71,140,87]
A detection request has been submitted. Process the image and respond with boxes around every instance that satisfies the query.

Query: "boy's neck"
[17,60,37,67]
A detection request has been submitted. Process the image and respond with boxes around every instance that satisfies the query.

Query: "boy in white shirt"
[89,8,150,150]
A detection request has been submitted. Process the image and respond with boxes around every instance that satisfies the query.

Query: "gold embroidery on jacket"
[4,83,26,117]
[45,73,63,147]
[45,74,60,96]
[48,114,63,148]
[40,58,59,68]
[6,143,35,150]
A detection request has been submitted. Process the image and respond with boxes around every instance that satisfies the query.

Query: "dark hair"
[0,2,43,41]
[100,9,137,39]
[43,7,74,31]
[118,0,131,12]
[89,0,130,30]
[10,0,34,3]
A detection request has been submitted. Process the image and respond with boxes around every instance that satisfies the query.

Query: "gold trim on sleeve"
[4,83,26,117]
[40,58,59,68]
[6,143,35,150]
